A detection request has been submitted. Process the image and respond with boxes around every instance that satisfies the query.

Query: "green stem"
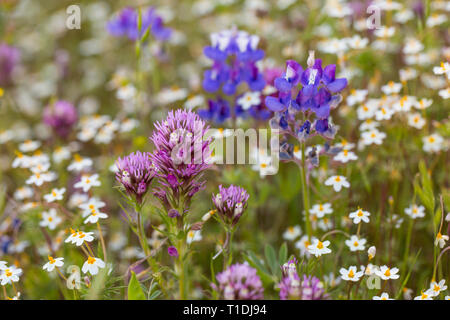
[135,206,166,296]
[402,219,414,275]
[299,143,312,241]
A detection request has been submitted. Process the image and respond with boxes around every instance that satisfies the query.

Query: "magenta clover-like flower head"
[0,43,20,86]
[212,185,249,227]
[42,100,78,138]
[115,151,157,203]
[214,263,264,300]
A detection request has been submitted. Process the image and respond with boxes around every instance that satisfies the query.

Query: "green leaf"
[278,242,288,265]
[242,252,274,286]
[127,271,146,300]
[264,244,278,275]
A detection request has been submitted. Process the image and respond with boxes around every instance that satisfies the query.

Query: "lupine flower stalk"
[199,28,269,124]
[265,51,348,240]
[107,7,172,42]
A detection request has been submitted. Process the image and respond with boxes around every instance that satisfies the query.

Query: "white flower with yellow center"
[67,154,93,172]
[433,61,450,76]
[395,8,414,23]
[184,95,205,110]
[307,239,332,257]
[373,292,393,300]
[334,149,358,163]
[39,208,62,230]
[414,290,433,300]
[375,265,400,280]
[428,280,447,297]
[359,119,379,131]
[407,113,426,129]
[334,139,355,151]
[65,230,94,246]
[404,204,425,219]
[0,266,22,285]
[295,235,316,258]
[422,133,444,153]
[74,173,101,192]
[426,14,447,28]
[18,140,41,153]
[79,198,106,218]
[356,103,377,120]
[368,246,376,260]
[399,67,417,82]
[77,126,96,142]
[25,171,55,187]
[282,225,301,241]
[413,98,433,110]
[381,81,402,95]
[82,256,105,275]
[309,203,333,218]
[13,186,34,200]
[43,256,64,272]
[318,217,332,231]
[349,208,370,224]
[339,266,363,282]
[68,193,89,209]
[44,188,66,203]
[361,129,386,146]
[84,208,108,224]
[12,151,32,168]
[363,263,379,276]
[434,232,449,248]
[324,175,350,192]
[345,235,367,252]
[393,95,416,112]
[346,36,368,50]
[438,87,450,99]
[120,118,139,133]
[186,230,202,245]
[403,38,424,55]
[53,146,71,164]
[237,92,261,110]
[375,106,395,121]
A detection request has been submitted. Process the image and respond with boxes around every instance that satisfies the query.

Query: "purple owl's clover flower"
[0,43,20,87]
[266,51,347,140]
[107,7,172,42]
[42,100,78,138]
[212,185,249,227]
[278,260,327,300]
[115,151,157,204]
[150,109,212,209]
[213,263,264,300]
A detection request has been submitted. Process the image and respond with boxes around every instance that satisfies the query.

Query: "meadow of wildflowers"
[0,0,449,302]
